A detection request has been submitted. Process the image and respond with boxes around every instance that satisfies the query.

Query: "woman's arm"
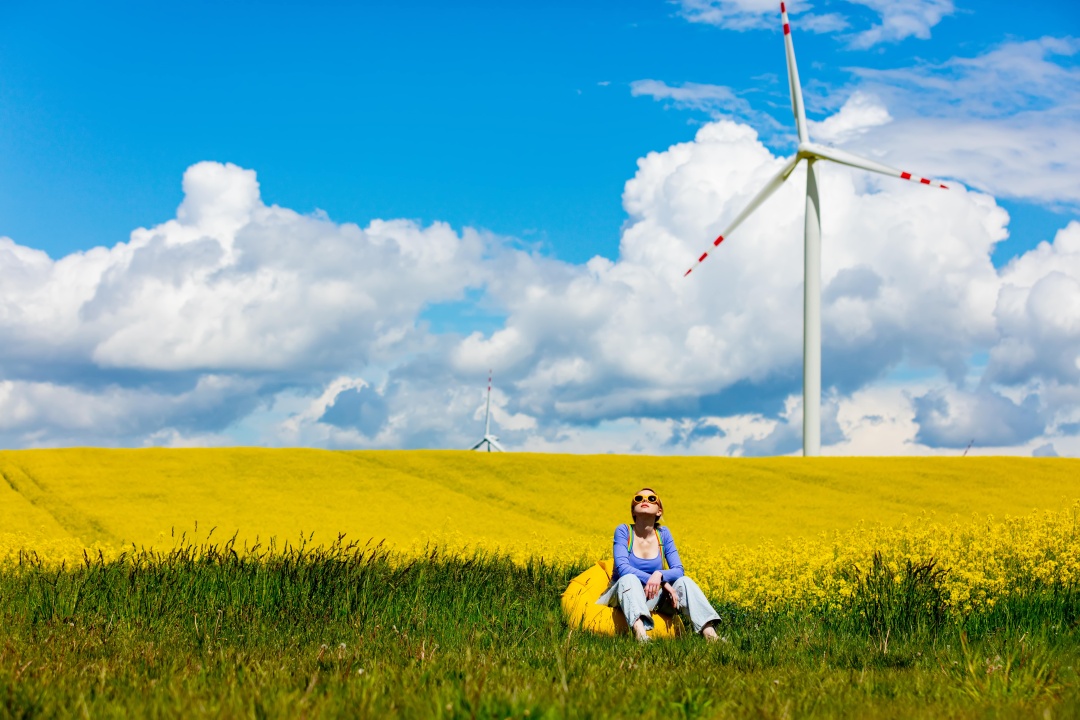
[660,527,685,583]
[612,525,651,584]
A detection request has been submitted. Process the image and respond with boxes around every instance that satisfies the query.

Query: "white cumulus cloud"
[989,222,1080,388]
[839,38,1080,208]
[0,161,492,376]
[844,0,955,49]
[1,110,1078,455]
[445,119,1008,441]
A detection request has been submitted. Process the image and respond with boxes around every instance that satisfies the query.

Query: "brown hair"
[629,487,663,528]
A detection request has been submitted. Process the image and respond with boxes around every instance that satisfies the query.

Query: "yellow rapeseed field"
[2,449,1077,613]
[691,502,1080,614]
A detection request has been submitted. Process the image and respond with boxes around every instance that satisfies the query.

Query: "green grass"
[1,541,1078,719]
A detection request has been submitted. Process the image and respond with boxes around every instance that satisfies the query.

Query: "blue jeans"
[599,574,721,634]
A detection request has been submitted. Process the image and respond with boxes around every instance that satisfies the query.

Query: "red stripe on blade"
[900,172,912,180]
[712,234,725,247]
[780,2,786,12]
[920,178,930,185]
[684,268,693,277]
[783,23,790,34]
[941,185,949,190]
[698,252,709,263]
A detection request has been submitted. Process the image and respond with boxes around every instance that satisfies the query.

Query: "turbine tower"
[470,370,505,452]
[683,2,950,457]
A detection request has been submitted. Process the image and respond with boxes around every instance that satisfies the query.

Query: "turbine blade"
[489,438,506,452]
[803,142,950,189]
[781,2,809,144]
[470,439,486,451]
[684,155,801,277]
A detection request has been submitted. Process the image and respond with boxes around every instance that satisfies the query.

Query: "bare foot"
[702,624,720,642]
[633,618,650,642]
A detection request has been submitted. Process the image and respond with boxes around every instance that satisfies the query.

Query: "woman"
[596,488,722,642]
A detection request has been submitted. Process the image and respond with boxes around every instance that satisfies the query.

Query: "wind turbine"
[470,370,505,452]
[683,2,950,457]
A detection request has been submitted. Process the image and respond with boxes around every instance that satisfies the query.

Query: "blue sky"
[1,0,1072,263]
[1,0,1078,455]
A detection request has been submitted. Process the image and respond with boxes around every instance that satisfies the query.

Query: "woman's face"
[632,489,661,520]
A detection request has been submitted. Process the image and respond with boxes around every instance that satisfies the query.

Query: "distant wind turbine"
[470,370,505,452]
[683,2,951,457]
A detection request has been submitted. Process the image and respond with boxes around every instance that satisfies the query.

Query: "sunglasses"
[633,494,658,504]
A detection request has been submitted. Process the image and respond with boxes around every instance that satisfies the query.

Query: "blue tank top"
[625,524,667,575]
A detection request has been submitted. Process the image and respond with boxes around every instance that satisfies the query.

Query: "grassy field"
[1,541,1077,718]
[2,450,1079,717]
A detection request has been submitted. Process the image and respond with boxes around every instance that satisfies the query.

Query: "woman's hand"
[663,582,680,609]
[645,571,663,600]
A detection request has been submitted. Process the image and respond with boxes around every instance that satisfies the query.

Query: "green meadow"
[1,538,1077,719]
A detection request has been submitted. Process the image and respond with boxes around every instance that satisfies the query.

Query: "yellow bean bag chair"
[561,559,681,638]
